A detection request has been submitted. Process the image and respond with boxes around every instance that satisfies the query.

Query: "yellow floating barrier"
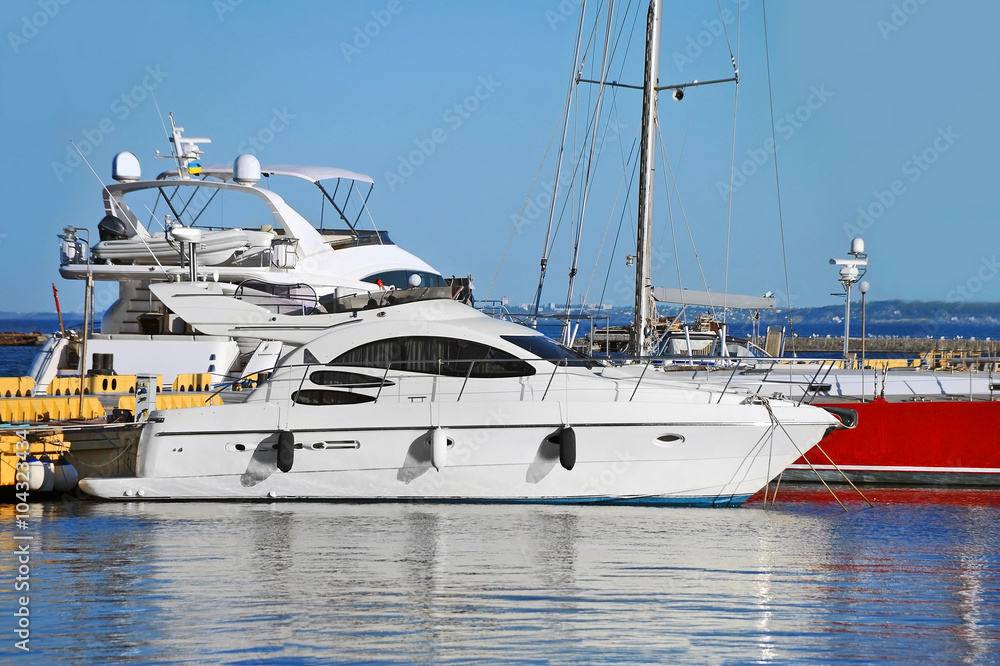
[172,373,214,392]
[0,376,35,398]
[117,392,223,412]
[862,359,914,370]
[46,377,81,396]
[47,375,162,396]
[0,397,106,422]
[87,375,135,394]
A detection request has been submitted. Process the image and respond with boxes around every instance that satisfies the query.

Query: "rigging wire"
[149,90,173,148]
[661,85,700,292]
[518,0,745,332]
[532,0,640,318]
[564,0,617,323]
[579,104,638,310]
[657,123,718,321]
[671,71,699,174]
[575,0,641,316]
[716,0,739,81]
[486,115,563,300]
[655,86,701,331]
[722,0,741,322]
[491,1,592,303]
[662,105,684,322]
[524,0,596,314]
[596,133,640,311]
[762,0,797,353]
[605,0,639,70]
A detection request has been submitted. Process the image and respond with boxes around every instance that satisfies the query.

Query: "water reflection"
[2,488,998,664]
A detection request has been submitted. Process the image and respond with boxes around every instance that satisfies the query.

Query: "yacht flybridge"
[33,114,464,391]
[78,297,846,504]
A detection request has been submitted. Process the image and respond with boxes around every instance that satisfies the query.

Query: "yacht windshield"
[500,335,597,368]
[330,336,536,378]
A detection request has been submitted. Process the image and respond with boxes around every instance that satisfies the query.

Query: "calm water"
[0,346,37,379]
[2,490,999,664]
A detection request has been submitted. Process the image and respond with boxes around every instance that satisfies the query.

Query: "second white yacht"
[32,114,466,393]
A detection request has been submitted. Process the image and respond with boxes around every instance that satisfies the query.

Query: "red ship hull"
[785,398,1000,485]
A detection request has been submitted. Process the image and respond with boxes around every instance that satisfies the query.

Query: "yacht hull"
[784,398,1000,485]
[79,401,837,505]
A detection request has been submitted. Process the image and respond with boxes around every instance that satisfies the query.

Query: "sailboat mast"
[632,0,662,355]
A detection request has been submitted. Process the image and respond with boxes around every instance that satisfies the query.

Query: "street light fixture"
[830,238,868,367]
[60,226,92,414]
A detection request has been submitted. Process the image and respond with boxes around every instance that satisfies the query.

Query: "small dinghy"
[92,216,272,266]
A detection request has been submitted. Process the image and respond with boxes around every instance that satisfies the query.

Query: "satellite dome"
[233,154,261,186]
[112,151,141,182]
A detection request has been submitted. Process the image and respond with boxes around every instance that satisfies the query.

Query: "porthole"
[654,433,685,447]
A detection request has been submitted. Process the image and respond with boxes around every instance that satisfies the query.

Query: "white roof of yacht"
[158,164,375,185]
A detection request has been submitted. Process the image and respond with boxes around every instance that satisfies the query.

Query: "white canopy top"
[159,163,375,185]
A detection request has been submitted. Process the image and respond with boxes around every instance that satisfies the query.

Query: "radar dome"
[112,151,141,182]
[233,154,261,186]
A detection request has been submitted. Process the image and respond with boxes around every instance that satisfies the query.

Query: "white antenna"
[70,142,168,276]
[150,89,172,146]
[155,112,211,179]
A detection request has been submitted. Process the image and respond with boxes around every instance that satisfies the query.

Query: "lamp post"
[61,226,91,415]
[859,280,870,401]
[830,238,868,368]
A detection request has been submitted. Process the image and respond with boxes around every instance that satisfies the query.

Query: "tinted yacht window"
[500,335,596,368]
[292,390,376,405]
[330,336,535,378]
[362,270,446,289]
[309,370,394,388]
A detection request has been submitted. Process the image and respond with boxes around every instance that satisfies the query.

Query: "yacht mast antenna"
[830,237,868,366]
[156,113,211,179]
[632,0,662,356]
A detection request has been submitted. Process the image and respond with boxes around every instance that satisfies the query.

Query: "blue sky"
[1,0,998,315]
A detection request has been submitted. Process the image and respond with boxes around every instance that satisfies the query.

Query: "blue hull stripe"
[412,495,753,508]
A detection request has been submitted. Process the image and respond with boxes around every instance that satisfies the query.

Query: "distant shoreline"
[3,296,998,342]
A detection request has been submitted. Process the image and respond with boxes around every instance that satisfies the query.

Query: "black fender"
[558,426,576,471]
[277,430,295,473]
[820,406,858,430]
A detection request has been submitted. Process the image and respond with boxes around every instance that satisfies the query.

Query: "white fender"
[431,427,447,471]
[27,457,55,492]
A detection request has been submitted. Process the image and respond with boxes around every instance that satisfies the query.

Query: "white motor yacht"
[78,296,846,504]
